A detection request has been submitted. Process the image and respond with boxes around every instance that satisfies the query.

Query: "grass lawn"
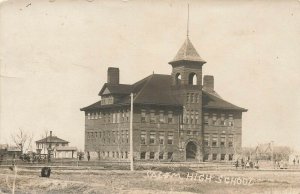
[0,166,300,193]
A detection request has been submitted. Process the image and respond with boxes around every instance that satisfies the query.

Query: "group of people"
[235,158,259,169]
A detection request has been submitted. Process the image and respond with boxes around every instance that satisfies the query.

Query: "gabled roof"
[36,136,69,144]
[203,91,247,112]
[169,37,206,65]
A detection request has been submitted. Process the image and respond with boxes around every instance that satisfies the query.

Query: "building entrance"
[186,141,197,160]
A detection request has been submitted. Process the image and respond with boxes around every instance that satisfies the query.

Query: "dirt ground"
[0,167,300,194]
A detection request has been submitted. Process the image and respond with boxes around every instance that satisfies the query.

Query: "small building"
[0,144,22,160]
[35,131,77,159]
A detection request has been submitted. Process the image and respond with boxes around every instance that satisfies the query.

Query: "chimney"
[203,75,214,91]
[50,131,52,137]
[107,67,119,85]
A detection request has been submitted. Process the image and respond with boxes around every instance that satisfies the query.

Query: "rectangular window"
[187,130,191,135]
[212,153,217,160]
[228,135,233,147]
[221,154,226,161]
[220,136,226,147]
[220,114,225,126]
[112,131,115,143]
[121,130,124,143]
[186,93,190,103]
[126,111,129,122]
[168,152,173,159]
[204,113,209,125]
[117,112,120,123]
[212,114,217,125]
[150,111,156,123]
[159,132,164,145]
[185,111,189,124]
[204,135,209,146]
[149,131,156,144]
[204,154,209,161]
[228,114,234,126]
[190,93,194,103]
[107,113,111,123]
[159,111,165,123]
[167,132,174,144]
[212,135,218,147]
[122,112,125,122]
[159,152,164,160]
[195,111,199,124]
[168,111,173,124]
[195,93,199,103]
[228,154,233,161]
[126,130,129,144]
[87,113,91,120]
[140,152,146,159]
[141,131,146,145]
[141,110,146,123]
[150,152,155,159]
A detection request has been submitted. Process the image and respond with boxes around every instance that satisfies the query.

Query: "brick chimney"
[203,75,214,91]
[107,67,119,85]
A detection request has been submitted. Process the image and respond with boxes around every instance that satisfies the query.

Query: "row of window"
[140,152,173,160]
[186,92,200,103]
[141,110,174,124]
[140,131,174,145]
[101,96,114,105]
[36,143,67,149]
[87,111,130,123]
[184,110,200,124]
[87,110,235,127]
[204,113,234,127]
[204,153,234,161]
[99,151,129,159]
[204,134,234,147]
[87,130,129,144]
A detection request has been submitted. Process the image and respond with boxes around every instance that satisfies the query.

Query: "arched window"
[188,73,197,85]
[175,73,181,85]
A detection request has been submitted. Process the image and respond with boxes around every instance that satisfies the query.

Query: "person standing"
[87,152,90,161]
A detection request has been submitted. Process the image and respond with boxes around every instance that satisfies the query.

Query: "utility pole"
[130,93,134,171]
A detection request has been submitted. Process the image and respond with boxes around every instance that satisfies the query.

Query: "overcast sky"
[0,0,299,151]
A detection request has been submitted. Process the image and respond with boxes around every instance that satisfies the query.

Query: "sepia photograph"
[0,0,300,193]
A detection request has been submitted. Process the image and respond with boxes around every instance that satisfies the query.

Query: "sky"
[0,0,300,152]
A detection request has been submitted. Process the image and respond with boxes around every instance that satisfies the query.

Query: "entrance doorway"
[186,141,197,160]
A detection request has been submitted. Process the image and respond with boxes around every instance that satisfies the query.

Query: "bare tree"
[10,128,33,154]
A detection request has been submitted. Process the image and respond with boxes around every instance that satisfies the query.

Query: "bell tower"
[169,36,206,161]
[169,37,206,86]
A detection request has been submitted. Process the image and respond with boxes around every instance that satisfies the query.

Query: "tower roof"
[169,37,206,65]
